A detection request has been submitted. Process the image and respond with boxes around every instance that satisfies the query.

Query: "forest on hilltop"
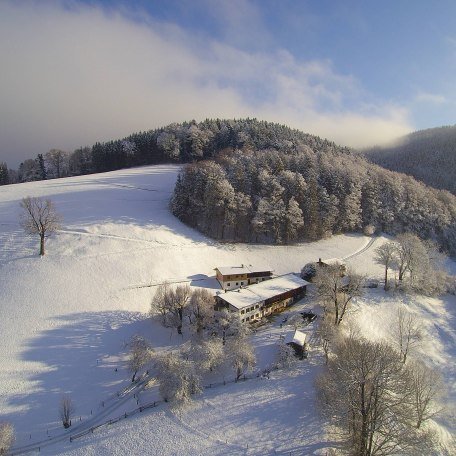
[364,125,456,195]
[1,119,350,184]
[171,147,456,254]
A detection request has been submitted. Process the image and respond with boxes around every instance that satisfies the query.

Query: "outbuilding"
[284,329,307,359]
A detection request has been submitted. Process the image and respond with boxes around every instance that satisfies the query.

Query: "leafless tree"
[316,316,337,365]
[315,264,363,325]
[406,360,444,429]
[0,422,14,455]
[127,335,154,382]
[45,149,69,178]
[316,335,437,456]
[226,334,256,381]
[59,394,75,429]
[212,308,247,345]
[394,307,422,364]
[20,196,62,255]
[156,352,202,404]
[188,288,215,334]
[149,282,169,324]
[186,336,224,373]
[149,283,191,334]
[375,242,396,290]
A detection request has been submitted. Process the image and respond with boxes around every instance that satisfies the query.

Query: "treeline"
[1,118,348,185]
[171,148,456,254]
[364,124,456,195]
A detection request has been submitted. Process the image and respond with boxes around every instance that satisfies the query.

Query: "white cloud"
[414,92,447,105]
[0,1,412,167]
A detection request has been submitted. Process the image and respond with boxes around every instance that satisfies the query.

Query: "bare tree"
[394,307,422,364]
[0,422,14,455]
[212,308,247,345]
[149,283,191,334]
[20,196,62,256]
[45,149,69,178]
[156,352,202,404]
[316,335,436,456]
[406,360,444,428]
[59,394,75,428]
[188,288,215,334]
[393,233,424,285]
[226,335,256,381]
[316,316,337,365]
[187,336,224,373]
[150,282,170,325]
[127,335,154,382]
[375,242,396,290]
[315,264,363,325]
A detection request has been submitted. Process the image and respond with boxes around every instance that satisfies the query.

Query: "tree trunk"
[384,266,388,290]
[40,234,45,256]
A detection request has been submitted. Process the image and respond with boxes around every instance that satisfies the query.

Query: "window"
[236,282,239,286]
[241,310,245,314]
[227,283,230,286]
[241,281,244,285]
[255,304,259,309]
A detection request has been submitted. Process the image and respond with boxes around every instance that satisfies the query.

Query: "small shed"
[285,329,307,359]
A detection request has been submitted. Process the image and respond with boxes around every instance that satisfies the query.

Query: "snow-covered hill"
[0,165,454,455]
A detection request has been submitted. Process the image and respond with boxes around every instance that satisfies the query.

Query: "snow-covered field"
[0,165,454,455]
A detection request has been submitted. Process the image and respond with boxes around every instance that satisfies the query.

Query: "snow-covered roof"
[218,273,309,310]
[285,330,307,347]
[215,265,273,276]
[319,258,345,266]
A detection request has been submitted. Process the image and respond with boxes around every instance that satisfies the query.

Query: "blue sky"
[1,0,455,166]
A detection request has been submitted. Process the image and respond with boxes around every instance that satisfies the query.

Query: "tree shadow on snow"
[4,311,177,443]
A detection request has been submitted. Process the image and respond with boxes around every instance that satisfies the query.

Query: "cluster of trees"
[4,149,81,184]
[1,118,346,185]
[317,332,443,456]
[147,284,256,405]
[375,233,449,295]
[171,148,456,254]
[365,125,456,195]
[313,257,445,455]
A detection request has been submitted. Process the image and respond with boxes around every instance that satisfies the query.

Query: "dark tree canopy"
[364,124,456,195]
[170,147,456,254]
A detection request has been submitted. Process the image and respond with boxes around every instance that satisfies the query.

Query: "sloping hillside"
[0,165,454,455]
[364,125,456,195]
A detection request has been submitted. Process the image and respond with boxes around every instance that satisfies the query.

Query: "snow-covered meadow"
[0,165,455,454]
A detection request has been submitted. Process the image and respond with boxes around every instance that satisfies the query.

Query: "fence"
[68,368,276,443]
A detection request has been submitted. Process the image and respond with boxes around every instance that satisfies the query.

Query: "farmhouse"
[215,273,309,323]
[215,265,273,291]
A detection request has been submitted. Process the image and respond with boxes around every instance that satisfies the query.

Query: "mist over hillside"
[363,125,456,195]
